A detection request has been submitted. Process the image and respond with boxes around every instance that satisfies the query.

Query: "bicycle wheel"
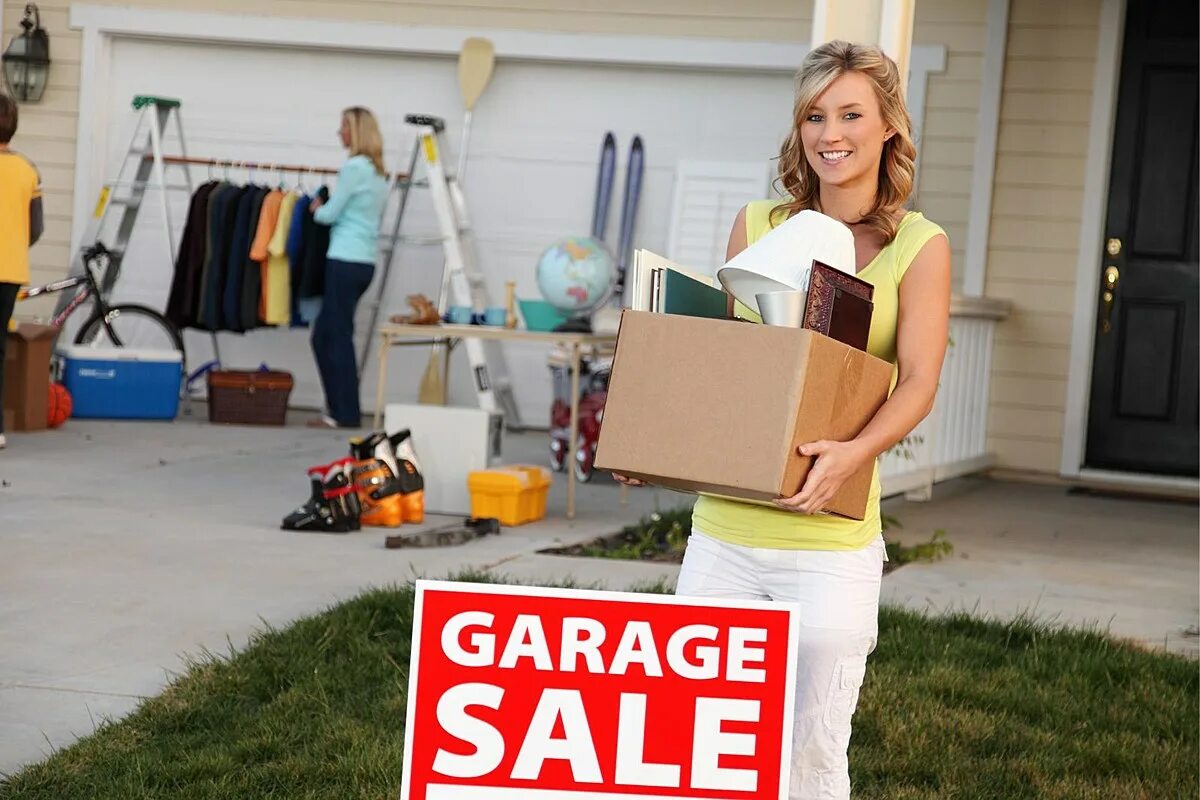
[74,304,186,358]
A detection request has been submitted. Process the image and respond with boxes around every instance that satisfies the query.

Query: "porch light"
[3,4,51,103]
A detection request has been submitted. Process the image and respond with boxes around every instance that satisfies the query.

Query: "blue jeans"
[311,259,373,427]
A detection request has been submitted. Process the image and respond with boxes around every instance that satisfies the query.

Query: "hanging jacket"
[222,187,259,332]
[235,187,269,331]
[203,184,251,331]
[166,180,218,329]
[196,183,235,329]
[299,185,331,299]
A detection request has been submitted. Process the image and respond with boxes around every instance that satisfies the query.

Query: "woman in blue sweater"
[308,107,389,429]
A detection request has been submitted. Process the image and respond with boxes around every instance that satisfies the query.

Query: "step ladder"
[52,96,221,369]
[56,97,190,311]
[367,113,521,425]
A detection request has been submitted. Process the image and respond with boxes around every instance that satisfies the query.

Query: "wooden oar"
[418,37,496,405]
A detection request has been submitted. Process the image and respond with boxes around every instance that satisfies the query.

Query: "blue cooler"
[58,346,182,420]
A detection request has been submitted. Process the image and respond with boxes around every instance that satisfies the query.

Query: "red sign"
[401,580,799,800]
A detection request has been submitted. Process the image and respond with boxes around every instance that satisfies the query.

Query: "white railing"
[880,295,1012,500]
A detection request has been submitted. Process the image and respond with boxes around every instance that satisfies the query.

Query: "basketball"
[47,382,72,428]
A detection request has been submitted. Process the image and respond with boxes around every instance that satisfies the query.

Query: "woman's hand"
[310,197,324,212]
[775,439,871,515]
[612,473,647,487]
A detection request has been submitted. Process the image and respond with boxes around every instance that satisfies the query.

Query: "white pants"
[675,529,885,800]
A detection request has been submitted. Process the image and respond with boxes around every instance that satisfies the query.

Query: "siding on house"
[984,0,1101,473]
[912,0,988,293]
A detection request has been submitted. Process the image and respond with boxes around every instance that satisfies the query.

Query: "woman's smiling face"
[800,71,894,190]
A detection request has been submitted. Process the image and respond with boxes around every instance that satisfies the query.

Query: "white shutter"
[665,160,772,276]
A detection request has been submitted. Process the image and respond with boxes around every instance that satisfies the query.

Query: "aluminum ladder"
[366,113,520,425]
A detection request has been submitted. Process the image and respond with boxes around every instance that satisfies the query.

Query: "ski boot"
[324,458,362,531]
[281,465,326,531]
[396,457,425,524]
[390,429,426,524]
[348,429,425,526]
[351,459,405,527]
[281,458,361,533]
[349,431,404,527]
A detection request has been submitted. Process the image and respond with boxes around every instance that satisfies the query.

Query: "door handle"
[1101,265,1120,334]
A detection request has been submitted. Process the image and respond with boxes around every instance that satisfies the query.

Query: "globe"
[535,236,616,322]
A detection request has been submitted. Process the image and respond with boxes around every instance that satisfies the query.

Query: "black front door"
[1086,0,1199,476]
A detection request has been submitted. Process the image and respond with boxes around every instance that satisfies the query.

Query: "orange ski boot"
[397,459,425,524]
[351,459,404,528]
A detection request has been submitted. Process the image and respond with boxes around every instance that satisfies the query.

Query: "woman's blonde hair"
[343,106,386,176]
[772,40,916,244]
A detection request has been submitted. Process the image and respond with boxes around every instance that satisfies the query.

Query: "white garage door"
[93,35,792,423]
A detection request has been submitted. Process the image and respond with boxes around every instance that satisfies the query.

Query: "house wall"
[911,0,988,294]
[984,0,1101,474]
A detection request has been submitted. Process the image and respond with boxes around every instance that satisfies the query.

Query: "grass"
[1,575,1195,799]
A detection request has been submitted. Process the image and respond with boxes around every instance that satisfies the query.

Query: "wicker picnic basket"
[206,369,294,426]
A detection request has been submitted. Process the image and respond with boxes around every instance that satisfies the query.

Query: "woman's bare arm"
[778,233,952,514]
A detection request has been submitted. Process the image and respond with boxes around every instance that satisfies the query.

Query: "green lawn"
[1,577,1195,800]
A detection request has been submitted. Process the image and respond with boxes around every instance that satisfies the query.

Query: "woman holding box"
[618,41,950,799]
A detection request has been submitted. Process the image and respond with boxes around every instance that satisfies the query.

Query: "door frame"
[1059,0,1199,490]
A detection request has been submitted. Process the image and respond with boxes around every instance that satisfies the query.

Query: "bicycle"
[18,243,185,360]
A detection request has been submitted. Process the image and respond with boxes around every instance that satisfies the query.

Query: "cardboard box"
[594,311,893,519]
[3,323,57,433]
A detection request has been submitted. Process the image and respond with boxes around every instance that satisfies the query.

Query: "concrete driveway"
[879,477,1198,657]
[1,416,1195,775]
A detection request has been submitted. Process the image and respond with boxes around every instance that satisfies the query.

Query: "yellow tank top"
[691,200,947,551]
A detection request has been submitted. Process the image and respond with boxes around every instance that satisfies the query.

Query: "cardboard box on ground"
[2,323,56,433]
[594,311,892,520]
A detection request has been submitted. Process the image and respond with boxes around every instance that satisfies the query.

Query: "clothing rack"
[163,154,412,393]
[159,155,408,182]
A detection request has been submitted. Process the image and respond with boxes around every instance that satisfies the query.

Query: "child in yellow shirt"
[0,93,45,449]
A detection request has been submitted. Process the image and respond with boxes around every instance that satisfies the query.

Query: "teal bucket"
[518,299,568,332]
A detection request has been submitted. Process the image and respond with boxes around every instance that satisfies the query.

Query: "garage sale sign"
[400,581,799,800]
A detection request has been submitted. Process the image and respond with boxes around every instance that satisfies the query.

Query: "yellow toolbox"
[467,465,552,526]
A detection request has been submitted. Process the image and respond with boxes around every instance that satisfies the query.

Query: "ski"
[591,132,617,242]
[614,134,644,302]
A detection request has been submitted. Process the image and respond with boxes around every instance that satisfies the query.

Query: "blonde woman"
[308,106,389,429]
[618,41,951,798]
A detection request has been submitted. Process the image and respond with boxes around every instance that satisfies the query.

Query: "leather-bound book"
[802,260,875,352]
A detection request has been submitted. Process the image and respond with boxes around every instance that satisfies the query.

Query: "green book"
[661,269,730,320]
